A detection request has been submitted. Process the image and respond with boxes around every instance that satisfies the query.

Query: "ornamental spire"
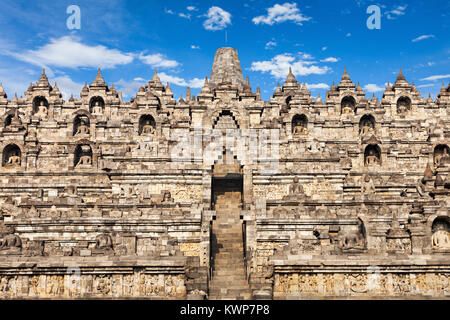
[285,66,297,83]
[151,69,160,83]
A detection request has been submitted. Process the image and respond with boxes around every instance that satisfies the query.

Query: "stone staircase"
[209,190,252,300]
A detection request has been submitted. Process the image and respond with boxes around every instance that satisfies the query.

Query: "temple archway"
[212,110,239,130]
[211,150,243,210]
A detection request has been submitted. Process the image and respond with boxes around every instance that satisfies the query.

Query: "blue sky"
[0,0,448,101]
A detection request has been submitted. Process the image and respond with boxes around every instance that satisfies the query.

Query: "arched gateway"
[209,150,251,299]
[211,151,243,210]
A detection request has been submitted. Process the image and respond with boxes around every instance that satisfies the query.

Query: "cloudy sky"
[0,0,448,101]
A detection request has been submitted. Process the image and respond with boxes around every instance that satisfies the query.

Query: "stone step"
[212,235,243,240]
[211,238,243,243]
[213,255,244,261]
[212,231,243,237]
[212,240,243,245]
[213,222,242,226]
[212,256,244,261]
[209,203,250,300]
[212,269,246,276]
[212,243,243,249]
[213,253,244,259]
[209,282,250,289]
[209,288,252,298]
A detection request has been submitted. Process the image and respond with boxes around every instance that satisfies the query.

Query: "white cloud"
[179,13,191,19]
[306,83,329,90]
[250,53,330,79]
[322,46,327,51]
[364,84,384,92]
[188,78,205,88]
[386,5,407,19]
[9,36,134,69]
[427,62,435,66]
[320,57,339,63]
[346,33,351,37]
[420,74,450,81]
[252,3,311,26]
[116,79,146,98]
[52,75,84,100]
[158,73,204,88]
[165,9,175,15]
[412,34,435,42]
[265,41,277,49]
[138,53,180,68]
[203,6,232,31]
[300,52,314,60]
[417,83,435,88]
[187,6,197,11]
[191,45,200,49]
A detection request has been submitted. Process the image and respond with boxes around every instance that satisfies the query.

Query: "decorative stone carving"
[361,174,376,195]
[95,234,113,250]
[77,155,92,166]
[282,176,307,201]
[339,219,366,252]
[75,117,90,136]
[0,227,22,254]
[142,121,155,135]
[35,100,48,118]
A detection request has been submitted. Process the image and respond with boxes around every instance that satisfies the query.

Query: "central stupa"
[209,47,245,91]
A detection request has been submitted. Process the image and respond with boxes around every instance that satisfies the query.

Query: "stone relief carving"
[274,273,450,297]
[339,219,366,252]
[0,228,22,254]
[95,234,113,250]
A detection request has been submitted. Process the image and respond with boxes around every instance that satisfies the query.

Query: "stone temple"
[0,47,449,300]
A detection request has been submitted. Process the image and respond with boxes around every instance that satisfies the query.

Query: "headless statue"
[0,233,22,250]
[432,229,450,250]
[76,155,92,167]
[434,148,450,166]
[95,234,113,250]
[5,153,20,167]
